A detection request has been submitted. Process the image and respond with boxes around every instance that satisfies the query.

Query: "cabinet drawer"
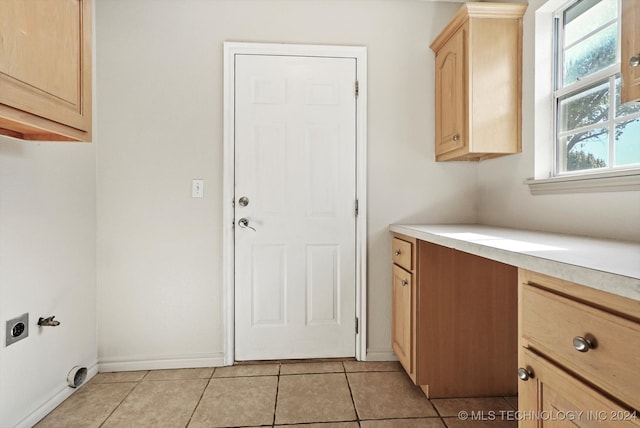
[392,238,413,271]
[522,285,640,409]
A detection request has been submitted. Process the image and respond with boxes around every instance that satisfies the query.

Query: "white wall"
[2,0,636,425]
[96,0,477,368]
[477,0,640,242]
[0,138,97,428]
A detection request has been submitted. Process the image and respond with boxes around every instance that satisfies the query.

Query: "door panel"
[306,245,340,325]
[251,245,286,326]
[234,54,357,360]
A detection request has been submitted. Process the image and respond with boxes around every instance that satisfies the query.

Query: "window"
[554,0,640,176]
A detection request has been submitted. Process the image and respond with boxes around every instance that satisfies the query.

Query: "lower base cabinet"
[518,270,640,427]
[390,233,639,419]
[391,234,518,397]
[392,264,413,375]
[519,349,640,428]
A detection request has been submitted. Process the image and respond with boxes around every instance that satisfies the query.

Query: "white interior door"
[234,54,357,360]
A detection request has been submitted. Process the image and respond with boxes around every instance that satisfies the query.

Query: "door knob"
[573,336,594,352]
[630,54,640,68]
[517,367,533,381]
[238,218,256,231]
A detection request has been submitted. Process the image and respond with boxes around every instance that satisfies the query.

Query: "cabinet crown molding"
[430,2,527,53]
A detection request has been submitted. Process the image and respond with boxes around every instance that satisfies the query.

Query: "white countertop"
[389,224,640,302]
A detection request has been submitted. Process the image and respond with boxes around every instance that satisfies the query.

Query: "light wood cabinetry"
[391,236,417,381]
[433,28,466,157]
[391,234,518,397]
[518,270,640,426]
[519,349,640,428]
[0,0,92,142]
[622,0,640,104]
[392,264,413,377]
[430,3,526,162]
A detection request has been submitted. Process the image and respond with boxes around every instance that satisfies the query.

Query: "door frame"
[222,42,367,365]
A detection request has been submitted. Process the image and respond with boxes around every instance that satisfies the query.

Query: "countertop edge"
[390,224,640,303]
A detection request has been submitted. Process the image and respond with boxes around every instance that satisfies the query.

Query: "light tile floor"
[36,360,517,428]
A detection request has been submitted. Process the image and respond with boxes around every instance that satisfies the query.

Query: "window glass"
[563,23,616,85]
[560,128,609,172]
[615,119,640,166]
[564,0,617,46]
[558,81,609,131]
[615,77,640,118]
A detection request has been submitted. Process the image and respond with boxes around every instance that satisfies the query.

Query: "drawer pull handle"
[453,134,460,142]
[394,250,401,256]
[517,367,533,381]
[401,279,408,287]
[573,336,594,352]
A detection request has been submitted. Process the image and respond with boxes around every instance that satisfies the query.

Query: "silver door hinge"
[354,199,359,217]
[355,81,359,98]
[355,317,359,334]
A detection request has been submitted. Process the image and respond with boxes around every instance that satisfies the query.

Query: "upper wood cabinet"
[0,0,92,142]
[622,0,640,104]
[430,3,526,162]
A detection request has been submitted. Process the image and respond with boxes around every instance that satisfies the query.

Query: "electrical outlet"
[5,313,29,346]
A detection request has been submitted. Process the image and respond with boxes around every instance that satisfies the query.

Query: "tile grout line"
[272,363,282,426]
[97,372,149,428]
[428,396,445,423]
[342,361,362,427]
[442,416,454,428]
[184,368,216,428]
[502,395,517,410]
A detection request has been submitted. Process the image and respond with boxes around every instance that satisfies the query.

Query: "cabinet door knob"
[517,367,533,381]
[452,134,460,142]
[401,279,408,287]
[573,336,594,352]
[630,54,640,67]
[394,250,401,256]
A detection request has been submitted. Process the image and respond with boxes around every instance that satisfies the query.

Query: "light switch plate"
[192,179,204,198]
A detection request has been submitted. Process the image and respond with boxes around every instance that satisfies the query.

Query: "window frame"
[551,0,640,177]
[526,0,640,194]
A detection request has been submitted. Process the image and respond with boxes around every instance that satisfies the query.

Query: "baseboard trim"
[98,353,225,372]
[13,362,98,428]
[366,348,398,362]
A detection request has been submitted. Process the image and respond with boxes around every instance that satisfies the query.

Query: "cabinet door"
[519,349,640,428]
[622,0,640,104]
[0,0,91,138]
[392,265,413,376]
[434,27,466,157]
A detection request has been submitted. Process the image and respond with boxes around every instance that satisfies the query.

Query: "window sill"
[525,169,640,195]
